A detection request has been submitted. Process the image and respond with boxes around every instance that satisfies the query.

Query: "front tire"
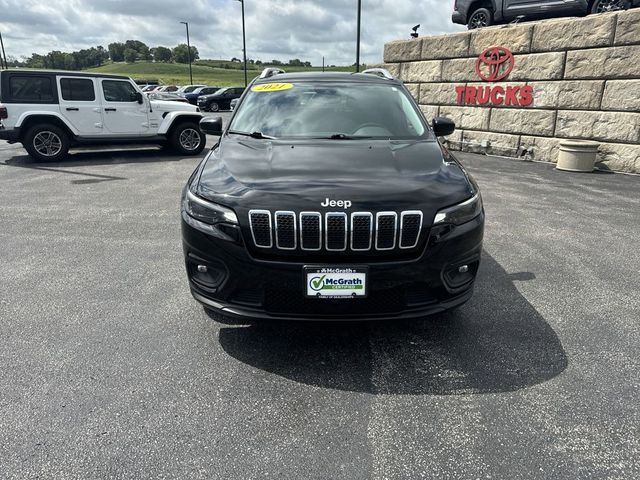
[23,124,70,162]
[468,7,493,29]
[169,122,206,156]
[208,102,220,112]
[590,0,630,13]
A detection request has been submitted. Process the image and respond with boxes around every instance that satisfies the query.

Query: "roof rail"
[360,68,395,80]
[259,67,286,79]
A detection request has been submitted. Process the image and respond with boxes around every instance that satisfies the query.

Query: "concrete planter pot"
[556,140,600,173]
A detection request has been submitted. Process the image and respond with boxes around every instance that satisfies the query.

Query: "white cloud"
[0,0,464,64]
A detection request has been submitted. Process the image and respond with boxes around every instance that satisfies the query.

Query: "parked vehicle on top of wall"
[197,87,245,112]
[0,70,207,161]
[452,0,638,29]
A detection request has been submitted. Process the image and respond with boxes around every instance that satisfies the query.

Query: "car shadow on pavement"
[216,252,568,395]
[2,148,185,169]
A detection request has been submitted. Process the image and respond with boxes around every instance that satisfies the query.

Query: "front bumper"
[0,126,20,142]
[182,212,484,321]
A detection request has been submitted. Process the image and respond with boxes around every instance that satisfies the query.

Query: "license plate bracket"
[304,266,368,299]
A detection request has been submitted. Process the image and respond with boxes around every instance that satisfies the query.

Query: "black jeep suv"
[181,68,485,321]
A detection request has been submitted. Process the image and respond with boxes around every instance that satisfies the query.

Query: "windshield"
[229,81,429,140]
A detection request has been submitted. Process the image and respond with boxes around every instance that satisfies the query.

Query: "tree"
[124,40,151,60]
[108,42,125,62]
[124,48,137,63]
[153,46,172,63]
[172,44,199,64]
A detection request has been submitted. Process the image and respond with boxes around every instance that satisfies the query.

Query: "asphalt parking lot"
[1,120,639,479]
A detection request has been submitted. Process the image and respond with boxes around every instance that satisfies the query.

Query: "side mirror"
[432,117,456,137]
[200,116,223,136]
[134,92,144,104]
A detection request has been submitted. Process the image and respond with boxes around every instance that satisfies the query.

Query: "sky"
[0,0,464,65]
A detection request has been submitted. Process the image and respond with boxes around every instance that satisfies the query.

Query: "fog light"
[443,261,479,290]
[187,256,227,290]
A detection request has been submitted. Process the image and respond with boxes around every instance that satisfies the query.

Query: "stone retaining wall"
[379,9,640,173]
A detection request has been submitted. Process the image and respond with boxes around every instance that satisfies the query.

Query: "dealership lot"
[1,123,639,480]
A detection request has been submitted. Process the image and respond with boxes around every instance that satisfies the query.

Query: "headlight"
[183,189,238,225]
[433,193,483,226]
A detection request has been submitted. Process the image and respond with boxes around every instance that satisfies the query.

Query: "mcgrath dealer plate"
[304,267,368,299]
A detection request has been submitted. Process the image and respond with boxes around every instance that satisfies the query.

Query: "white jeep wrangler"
[0,70,207,161]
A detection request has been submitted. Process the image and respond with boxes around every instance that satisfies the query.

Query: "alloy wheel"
[469,12,489,29]
[595,0,628,12]
[179,128,202,151]
[33,131,63,157]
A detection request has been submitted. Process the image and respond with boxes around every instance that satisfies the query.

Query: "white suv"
[0,70,207,161]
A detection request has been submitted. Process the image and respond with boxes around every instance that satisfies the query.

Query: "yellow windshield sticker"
[252,83,294,92]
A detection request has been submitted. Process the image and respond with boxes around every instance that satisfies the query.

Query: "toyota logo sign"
[454,45,533,107]
[475,46,515,82]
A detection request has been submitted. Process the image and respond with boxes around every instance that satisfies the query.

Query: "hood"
[150,100,198,113]
[196,136,474,220]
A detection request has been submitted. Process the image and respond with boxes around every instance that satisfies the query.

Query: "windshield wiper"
[228,130,276,139]
[323,133,373,140]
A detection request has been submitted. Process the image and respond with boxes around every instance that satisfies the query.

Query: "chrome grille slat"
[325,213,348,251]
[300,212,322,251]
[375,212,398,250]
[275,211,296,250]
[399,211,423,249]
[351,212,373,251]
[248,210,273,248]
[248,210,421,252]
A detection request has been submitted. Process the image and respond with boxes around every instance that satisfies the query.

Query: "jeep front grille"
[248,210,423,252]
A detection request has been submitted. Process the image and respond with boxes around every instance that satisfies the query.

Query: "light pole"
[236,0,248,86]
[356,0,362,72]
[180,21,193,85]
[0,31,7,70]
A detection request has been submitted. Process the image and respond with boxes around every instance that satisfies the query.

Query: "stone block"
[401,60,442,83]
[614,8,640,46]
[421,32,471,60]
[601,80,640,111]
[520,135,562,163]
[461,131,521,157]
[405,83,420,101]
[597,142,640,173]
[555,110,640,143]
[469,24,533,55]
[527,81,604,110]
[419,83,460,106]
[419,104,440,121]
[441,58,477,82]
[384,39,423,63]
[564,46,640,79]
[509,52,566,81]
[490,109,557,136]
[531,13,616,52]
[439,106,491,130]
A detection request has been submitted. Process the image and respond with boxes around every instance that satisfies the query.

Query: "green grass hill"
[86,60,358,86]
